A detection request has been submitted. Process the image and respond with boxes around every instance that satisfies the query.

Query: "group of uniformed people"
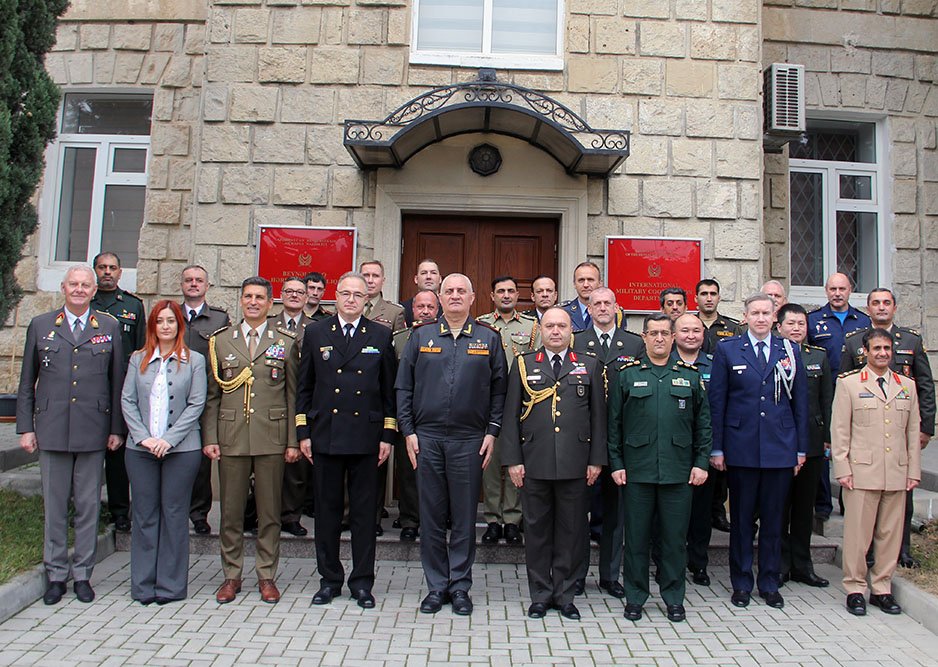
[16,253,931,622]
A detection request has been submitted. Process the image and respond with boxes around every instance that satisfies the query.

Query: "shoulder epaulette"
[838,368,863,379]
[675,360,699,372]
[208,305,228,314]
[705,353,713,360]
[477,312,496,323]
[412,319,435,329]
[209,324,231,337]
[93,309,118,322]
[581,350,598,358]
[560,299,576,307]
[121,290,143,302]
[897,325,921,336]
[392,327,409,336]
[279,327,297,339]
[844,329,866,339]
[807,306,822,314]
[518,311,536,321]
[620,359,642,369]
[476,320,500,334]
[804,343,826,352]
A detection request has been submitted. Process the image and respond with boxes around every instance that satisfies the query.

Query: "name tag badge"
[807,364,821,371]
[420,346,442,354]
[672,378,690,387]
[633,381,648,387]
[858,391,875,398]
[733,364,746,374]
[526,375,542,381]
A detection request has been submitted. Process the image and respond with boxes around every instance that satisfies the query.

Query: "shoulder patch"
[838,368,863,379]
[475,320,500,334]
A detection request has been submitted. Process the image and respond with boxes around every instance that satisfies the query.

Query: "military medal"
[320,345,332,360]
[41,357,50,368]
[271,367,280,380]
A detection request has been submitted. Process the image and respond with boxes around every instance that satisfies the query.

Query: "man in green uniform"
[303,272,334,321]
[477,276,538,545]
[91,251,146,533]
[608,312,712,623]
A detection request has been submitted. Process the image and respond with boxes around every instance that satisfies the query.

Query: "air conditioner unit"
[763,63,805,153]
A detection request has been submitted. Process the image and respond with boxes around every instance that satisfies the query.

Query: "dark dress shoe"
[790,571,829,588]
[351,589,376,609]
[599,579,626,598]
[731,590,751,607]
[216,579,242,604]
[281,521,308,537]
[666,604,686,622]
[381,507,389,518]
[259,579,280,603]
[589,529,602,544]
[74,580,95,603]
[312,585,341,605]
[711,516,731,532]
[759,591,784,608]
[560,603,581,620]
[481,522,502,544]
[689,569,710,586]
[303,506,315,518]
[623,603,643,621]
[898,552,920,568]
[43,581,66,605]
[420,591,450,613]
[114,516,131,533]
[243,517,258,535]
[400,527,418,542]
[528,602,549,618]
[155,597,176,606]
[375,523,384,537]
[193,519,211,534]
[138,597,156,606]
[503,523,523,545]
[573,578,585,596]
[846,593,867,616]
[451,590,473,615]
[392,518,402,528]
[869,593,902,614]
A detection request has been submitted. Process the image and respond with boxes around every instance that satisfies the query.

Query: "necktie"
[189,308,197,322]
[877,376,887,399]
[552,354,562,378]
[73,318,83,337]
[344,323,353,340]
[364,301,373,318]
[288,318,296,332]
[601,333,610,354]
[756,341,767,370]
[248,329,257,358]
[583,308,592,329]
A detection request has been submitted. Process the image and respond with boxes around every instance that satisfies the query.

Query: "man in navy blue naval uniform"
[807,272,870,520]
[561,262,601,332]
[708,292,809,610]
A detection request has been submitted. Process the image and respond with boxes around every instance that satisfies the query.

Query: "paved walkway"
[1,555,936,666]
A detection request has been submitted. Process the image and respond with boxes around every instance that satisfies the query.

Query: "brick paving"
[1,554,936,666]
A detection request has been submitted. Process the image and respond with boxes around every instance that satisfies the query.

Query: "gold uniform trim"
[296,414,308,427]
[384,417,398,431]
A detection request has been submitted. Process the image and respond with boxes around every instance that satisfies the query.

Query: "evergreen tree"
[0,0,69,323]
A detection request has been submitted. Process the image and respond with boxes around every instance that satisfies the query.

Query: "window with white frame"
[788,119,886,299]
[411,0,564,70]
[48,93,152,274]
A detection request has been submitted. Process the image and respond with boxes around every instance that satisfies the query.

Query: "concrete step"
[115,513,840,565]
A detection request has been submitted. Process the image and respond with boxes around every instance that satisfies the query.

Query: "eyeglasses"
[281,289,305,296]
[337,290,367,301]
[644,331,672,339]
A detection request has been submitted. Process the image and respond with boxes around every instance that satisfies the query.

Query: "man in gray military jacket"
[17,265,125,605]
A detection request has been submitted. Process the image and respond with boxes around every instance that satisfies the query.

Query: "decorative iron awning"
[343,70,630,177]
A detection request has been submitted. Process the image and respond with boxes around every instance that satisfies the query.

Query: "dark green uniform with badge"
[91,286,146,527]
[607,358,712,609]
[702,313,740,355]
[841,324,935,564]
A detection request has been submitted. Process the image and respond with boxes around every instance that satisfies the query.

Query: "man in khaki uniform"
[478,276,538,545]
[202,277,301,605]
[833,328,921,617]
[361,260,406,331]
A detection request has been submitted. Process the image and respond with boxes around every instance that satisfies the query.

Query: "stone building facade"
[2,0,935,391]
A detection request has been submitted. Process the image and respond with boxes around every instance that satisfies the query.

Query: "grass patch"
[903,520,938,596]
[0,489,46,585]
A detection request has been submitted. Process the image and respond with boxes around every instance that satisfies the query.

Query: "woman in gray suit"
[122,300,207,604]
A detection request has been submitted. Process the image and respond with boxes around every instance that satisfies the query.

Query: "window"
[788,119,887,302]
[411,0,563,70]
[40,93,152,289]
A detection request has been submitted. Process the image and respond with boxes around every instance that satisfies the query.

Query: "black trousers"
[687,466,718,572]
[782,455,823,576]
[710,467,728,520]
[394,440,420,528]
[189,453,213,523]
[521,477,588,606]
[313,452,378,592]
[105,446,130,519]
[281,458,313,523]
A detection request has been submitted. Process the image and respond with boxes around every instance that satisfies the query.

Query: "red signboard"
[605,237,704,313]
[257,226,357,301]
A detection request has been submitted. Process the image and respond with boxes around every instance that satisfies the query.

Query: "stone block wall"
[762,1,938,346]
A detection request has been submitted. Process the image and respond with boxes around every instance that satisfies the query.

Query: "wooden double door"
[400,214,559,318]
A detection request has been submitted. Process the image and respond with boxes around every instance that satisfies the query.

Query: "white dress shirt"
[147,349,177,439]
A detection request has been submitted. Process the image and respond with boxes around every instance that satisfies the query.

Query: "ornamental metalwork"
[343,70,630,177]
[469,144,502,177]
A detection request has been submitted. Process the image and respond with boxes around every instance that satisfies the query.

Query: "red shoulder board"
[569,350,578,362]
[860,370,868,382]
[535,351,544,363]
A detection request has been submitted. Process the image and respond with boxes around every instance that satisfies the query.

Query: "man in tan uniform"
[478,276,538,545]
[361,260,406,331]
[832,328,920,617]
[202,277,301,605]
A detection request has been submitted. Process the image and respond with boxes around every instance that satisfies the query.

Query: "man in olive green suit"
[608,313,712,623]
[202,277,301,605]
